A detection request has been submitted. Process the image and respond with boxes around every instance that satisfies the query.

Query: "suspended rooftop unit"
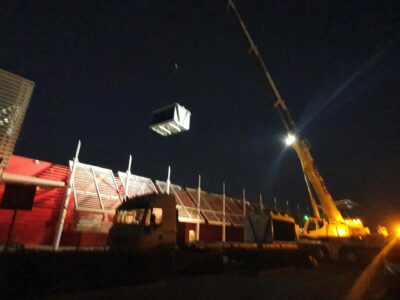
[150,103,191,136]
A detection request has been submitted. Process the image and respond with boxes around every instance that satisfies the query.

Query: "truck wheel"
[308,255,319,268]
[337,247,359,264]
[222,255,230,265]
[308,247,329,265]
[344,250,358,264]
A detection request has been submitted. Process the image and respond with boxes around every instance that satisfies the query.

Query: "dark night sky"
[1,1,399,219]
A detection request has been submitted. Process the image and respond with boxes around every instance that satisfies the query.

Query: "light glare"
[337,227,347,237]
[285,133,296,146]
[396,225,400,238]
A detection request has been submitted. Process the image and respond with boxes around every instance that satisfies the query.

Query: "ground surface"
[46,265,400,300]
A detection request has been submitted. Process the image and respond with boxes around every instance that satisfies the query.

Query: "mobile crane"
[109,1,372,258]
[227,0,370,240]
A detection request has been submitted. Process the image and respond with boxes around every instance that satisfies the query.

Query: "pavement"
[46,264,400,300]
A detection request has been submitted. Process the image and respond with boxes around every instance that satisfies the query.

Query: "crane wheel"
[338,248,359,264]
[318,247,329,262]
[311,247,330,264]
[308,255,320,268]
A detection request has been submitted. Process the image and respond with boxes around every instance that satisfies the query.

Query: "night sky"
[1,1,399,221]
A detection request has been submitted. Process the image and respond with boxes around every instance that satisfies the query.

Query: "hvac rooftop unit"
[150,103,191,136]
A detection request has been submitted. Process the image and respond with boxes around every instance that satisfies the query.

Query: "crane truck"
[227,0,370,240]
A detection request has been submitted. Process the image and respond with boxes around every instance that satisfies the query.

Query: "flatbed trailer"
[195,241,298,250]
[107,193,387,267]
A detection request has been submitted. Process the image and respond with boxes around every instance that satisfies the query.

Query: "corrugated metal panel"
[185,188,224,225]
[118,172,157,197]
[212,194,245,226]
[72,162,122,212]
[184,188,246,227]
[155,181,204,224]
[0,69,35,169]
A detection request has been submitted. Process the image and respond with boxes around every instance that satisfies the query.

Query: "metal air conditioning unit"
[150,103,191,136]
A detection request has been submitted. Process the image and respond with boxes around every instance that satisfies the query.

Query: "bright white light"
[285,133,296,146]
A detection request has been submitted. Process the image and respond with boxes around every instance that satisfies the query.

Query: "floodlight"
[285,133,296,146]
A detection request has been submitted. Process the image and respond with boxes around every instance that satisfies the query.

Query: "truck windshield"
[114,208,163,226]
[115,209,147,225]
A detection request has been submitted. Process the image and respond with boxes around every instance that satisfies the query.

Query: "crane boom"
[227,0,344,222]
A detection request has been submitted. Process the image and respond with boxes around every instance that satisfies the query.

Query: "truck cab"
[107,194,177,250]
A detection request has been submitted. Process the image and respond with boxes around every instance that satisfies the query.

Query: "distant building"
[0,69,35,169]
[334,199,359,210]
[317,199,360,219]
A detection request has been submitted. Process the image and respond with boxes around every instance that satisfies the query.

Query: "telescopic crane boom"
[227,0,369,238]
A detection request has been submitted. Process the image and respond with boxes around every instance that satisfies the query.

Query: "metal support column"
[110,170,123,203]
[134,175,144,195]
[195,174,201,241]
[222,182,226,243]
[166,166,171,195]
[242,188,246,217]
[90,168,104,210]
[124,155,132,197]
[53,140,81,250]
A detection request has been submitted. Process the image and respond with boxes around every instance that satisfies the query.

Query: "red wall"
[61,210,112,247]
[0,156,69,246]
[200,224,222,241]
[227,226,243,242]
[0,155,109,247]
[199,224,243,242]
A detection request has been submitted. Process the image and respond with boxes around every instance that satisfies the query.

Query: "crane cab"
[150,103,191,136]
[303,217,352,239]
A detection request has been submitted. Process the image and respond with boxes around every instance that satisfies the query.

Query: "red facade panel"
[200,224,222,242]
[0,156,69,246]
[226,226,243,242]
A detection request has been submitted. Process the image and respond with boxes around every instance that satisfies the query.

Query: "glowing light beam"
[299,49,386,130]
[346,238,398,300]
